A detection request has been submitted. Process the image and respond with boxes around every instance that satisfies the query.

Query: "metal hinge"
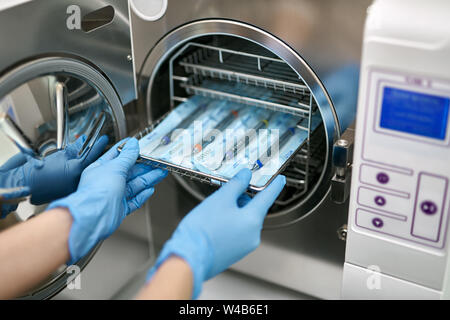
[331,123,355,204]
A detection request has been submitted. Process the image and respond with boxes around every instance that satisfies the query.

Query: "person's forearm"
[0,208,72,299]
[136,255,193,300]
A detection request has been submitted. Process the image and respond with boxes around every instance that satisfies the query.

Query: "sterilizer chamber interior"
[146,35,327,215]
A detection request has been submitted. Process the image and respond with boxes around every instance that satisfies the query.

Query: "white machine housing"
[343,0,450,299]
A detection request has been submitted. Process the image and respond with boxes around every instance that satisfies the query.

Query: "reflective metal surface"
[132,0,369,80]
[0,0,136,105]
[54,82,69,150]
[0,57,126,148]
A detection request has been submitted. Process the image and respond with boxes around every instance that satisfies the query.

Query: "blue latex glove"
[48,138,167,265]
[0,186,30,219]
[0,152,31,217]
[147,168,286,299]
[0,135,109,208]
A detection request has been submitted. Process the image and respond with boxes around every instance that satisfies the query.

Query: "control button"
[357,187,409,218]
[420,200,437,215]
[411,173,448,243]
[372,217,384,228]
[359,164,411,195]
[355,208,407,237]
[376,172,389,184]
[374,195,386,206]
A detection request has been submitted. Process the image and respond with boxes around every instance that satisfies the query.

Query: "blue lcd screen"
[380,87,450,140]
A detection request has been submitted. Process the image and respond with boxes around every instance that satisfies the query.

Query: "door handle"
[331,123,355,204]
[55,82,69,150]
[78,111,107,160]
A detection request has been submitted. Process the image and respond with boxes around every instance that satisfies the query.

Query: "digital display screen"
[380,87,450,140]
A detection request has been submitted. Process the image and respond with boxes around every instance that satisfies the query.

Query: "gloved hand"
[48,138,167,265]
[0,152,31,217]
[147,168,286,299]
[0,186,30,219]
[0,134,109,208]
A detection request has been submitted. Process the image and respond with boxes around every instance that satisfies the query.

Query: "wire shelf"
[170,42,314,116]
[179,60,308,95]
[180,82,311,117]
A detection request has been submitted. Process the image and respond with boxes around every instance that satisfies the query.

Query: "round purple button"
[421,201,437,215]
[372,217,384,228]
[374,196,386,206]
[376,172,389,184]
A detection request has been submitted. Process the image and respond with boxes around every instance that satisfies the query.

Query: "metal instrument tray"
[120,109,314,192]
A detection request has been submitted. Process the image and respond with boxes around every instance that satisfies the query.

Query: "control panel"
[351,68,450,249]
[343,0,450,298]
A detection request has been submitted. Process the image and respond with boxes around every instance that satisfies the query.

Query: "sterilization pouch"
[136,95,318,190]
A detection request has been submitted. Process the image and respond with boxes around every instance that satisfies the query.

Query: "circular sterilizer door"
[0,57,126,299]
[140,20,344,228]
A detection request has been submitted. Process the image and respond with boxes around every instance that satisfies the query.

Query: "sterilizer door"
[0,57,127,299]
[0,0,136,299]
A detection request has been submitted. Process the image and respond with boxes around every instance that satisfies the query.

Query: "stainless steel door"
[0,57,127,299]
[0,0,135,299]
